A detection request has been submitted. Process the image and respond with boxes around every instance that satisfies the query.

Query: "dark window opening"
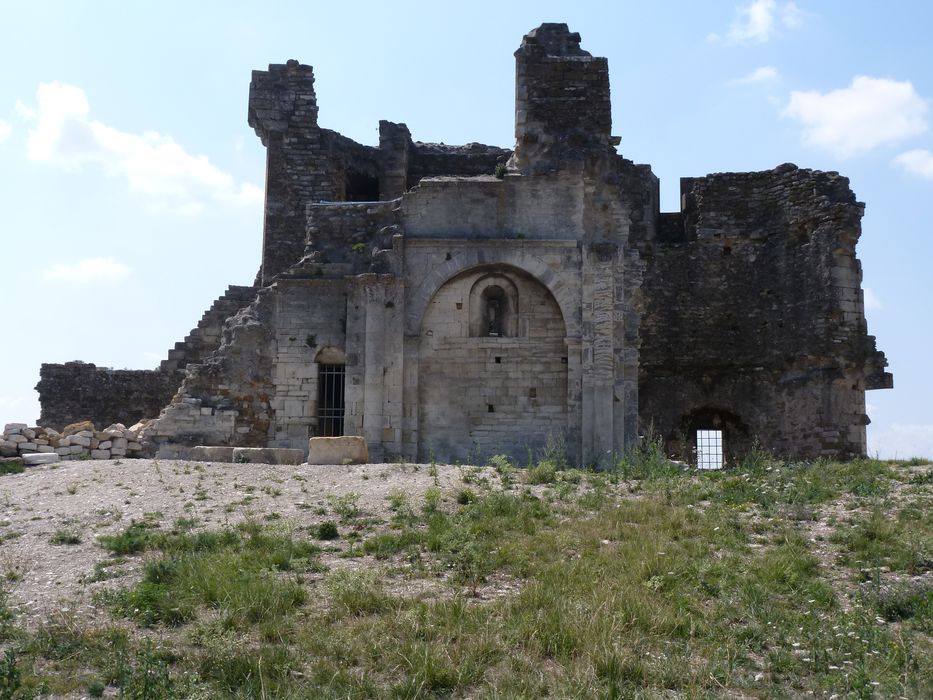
[345,170,379,202]
[482,285,507,336]
[487,404,495,413]
[494,356,502,364]
[528,387,537,398]
[318,364,346,436]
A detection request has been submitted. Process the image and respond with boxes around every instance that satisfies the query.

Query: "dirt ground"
[0,457,477,628]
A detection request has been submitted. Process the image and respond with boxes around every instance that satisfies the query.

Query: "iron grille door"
[318,364,345,437]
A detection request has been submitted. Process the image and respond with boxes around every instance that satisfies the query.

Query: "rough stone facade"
[37,24,891,465]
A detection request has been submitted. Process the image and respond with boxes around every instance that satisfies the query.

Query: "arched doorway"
[417,265,568,462]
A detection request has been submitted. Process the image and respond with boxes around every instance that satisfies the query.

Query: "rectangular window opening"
[317,364,346,437]
[696,429,723,470]
[494,356,502,364]
[487,404,495,413]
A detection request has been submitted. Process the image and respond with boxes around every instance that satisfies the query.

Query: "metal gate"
[696,429,724,470]
[317,364,345,437]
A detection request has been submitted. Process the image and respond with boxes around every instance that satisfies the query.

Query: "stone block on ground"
[62,421,95,436]
[4,423,27,434]
[23,453,59,466]
[189,446,236,462]
[232,447,306,465]
[307,436,369,465]
[18,443,37,452]
[0,441,17,458]
[90,449,111,459]
[154,444,191,460]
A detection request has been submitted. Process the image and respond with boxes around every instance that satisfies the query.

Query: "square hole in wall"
[529,387,537,398]
[456,302,462,310]
[487,404,495,413]
[561,357,568,364]
[696,430,723,470]
[494,356,502,364]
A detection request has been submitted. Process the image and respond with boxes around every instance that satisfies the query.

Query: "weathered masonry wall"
[36,23,890,465]
[639,165,892,460]
[417,266,568,462]
[36,362,180,432]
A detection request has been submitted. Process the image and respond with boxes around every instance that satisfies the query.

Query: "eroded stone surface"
[308,437,369,465]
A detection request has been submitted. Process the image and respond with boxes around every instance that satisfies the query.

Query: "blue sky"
[1,1,930,458]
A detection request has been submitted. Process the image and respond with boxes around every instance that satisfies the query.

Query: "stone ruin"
[34,23,892,466]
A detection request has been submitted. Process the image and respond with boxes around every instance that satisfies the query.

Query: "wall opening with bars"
[696,429,723,470]
[317,364,345,437]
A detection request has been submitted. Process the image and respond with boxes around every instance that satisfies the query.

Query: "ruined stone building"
[37,24,892,465]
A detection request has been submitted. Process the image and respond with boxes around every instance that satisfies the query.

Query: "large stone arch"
[405,250,580,337]
[414,264,570,463]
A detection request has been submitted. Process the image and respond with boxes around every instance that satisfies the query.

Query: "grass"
[1,455,931,698]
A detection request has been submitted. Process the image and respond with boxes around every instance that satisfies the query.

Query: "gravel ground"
[0,457,475,628]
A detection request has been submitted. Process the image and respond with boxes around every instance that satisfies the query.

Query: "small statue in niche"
[487,298,502,336]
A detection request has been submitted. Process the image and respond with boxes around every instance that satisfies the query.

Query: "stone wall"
[639,164,891,460]
[1,421,143,461]
[417,266,567,463]
[511,23,615,173]
[35,363,180,432]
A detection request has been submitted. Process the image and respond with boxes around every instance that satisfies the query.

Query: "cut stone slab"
[307,436,369,465]
[4,423,27,433]
[62,421,95,436]
[23,452,59,466]
[232,447,305,465]
[190,446,236,462]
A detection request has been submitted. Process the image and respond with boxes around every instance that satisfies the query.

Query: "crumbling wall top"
[518,23,590,57]
[248,59,317,146]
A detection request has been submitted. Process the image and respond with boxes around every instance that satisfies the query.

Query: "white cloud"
[42,257,132,283]
[893,148,933,179]
[730,66,780,85]
[709,1,803,45]
[22,81,261,212]
[863,287,883,310]
[869,423,933,460]
[783,76,928,157]
[14,100,36,121]
[0,120,11,143]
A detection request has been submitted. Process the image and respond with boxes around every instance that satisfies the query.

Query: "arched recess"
[405,249,580,338]
[678,406,750,467]
[469,274,519,337]
[416,264,569,462]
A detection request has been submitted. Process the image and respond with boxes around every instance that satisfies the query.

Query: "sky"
[1,0,930,458]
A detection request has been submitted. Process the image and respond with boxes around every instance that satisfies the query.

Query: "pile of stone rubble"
[1,421,144,462]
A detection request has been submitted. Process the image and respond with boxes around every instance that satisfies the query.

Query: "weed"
[526,463,557,484]
[328,492,360,521]
[422,486,442,515]
[49,528,81,545]
[455,488,476,505]
[0,462,25,476]
[325,569,391,616]
[316,521,339,540]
